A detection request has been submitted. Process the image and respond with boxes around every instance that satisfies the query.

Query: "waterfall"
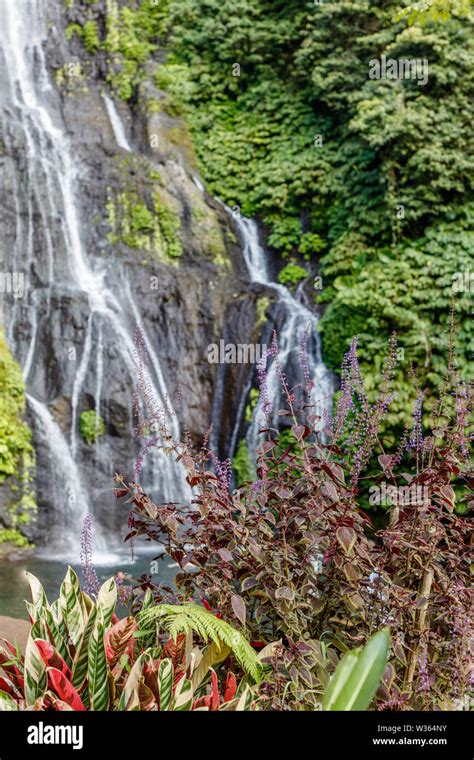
[102,94,132,152]
[230,214,333,460]
[0,0,188,557]
[26,394,88,558]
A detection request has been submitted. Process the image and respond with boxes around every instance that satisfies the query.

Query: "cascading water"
[102,94,131,153]
[0,0,188,559]
[231,214,334,460]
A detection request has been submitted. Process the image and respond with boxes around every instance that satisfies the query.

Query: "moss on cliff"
[0,331,36,542]
[65,0,170,102]
[0,528,31,549]
[80,410,106,445]
[106,187,182,262]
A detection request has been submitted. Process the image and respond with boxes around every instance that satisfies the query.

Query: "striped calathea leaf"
[117,651,147,711]
[24,622,47,707]
[157,658,174,711]
[96,577,117,629]
[24,572,49,621]
[42,606,71,666]
[72,605,97,690]
[87,609,109,711]
[60,567,88,650]
[105,616,137,673]
[172,673,194,711]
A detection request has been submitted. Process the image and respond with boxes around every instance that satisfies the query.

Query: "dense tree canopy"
[160,0,473,429]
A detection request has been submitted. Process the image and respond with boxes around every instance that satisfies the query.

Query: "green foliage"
[152,193,182,259]
[278,263,308,287]
[107,189,182,260]
[0,331,36,536]
[79,410,105,445]
[65,23,82,41]
[0,332,33,478]
[66,0,171,101]
[396,0,473,25]
[82,20,100,54]
[318,207,474,430]
[139,603,262,683]
[232,438,256,484]
[323,629,390,711]
[0,528,30,548]
[65,19,99,53]
[130,203,154,233]
[161,0,473,434]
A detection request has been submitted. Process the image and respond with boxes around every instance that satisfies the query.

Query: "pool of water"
[0,548,178,619]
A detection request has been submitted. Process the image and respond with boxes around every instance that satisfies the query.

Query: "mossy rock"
[0,330,36,537]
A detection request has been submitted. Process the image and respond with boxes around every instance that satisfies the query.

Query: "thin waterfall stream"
[229,213,334,463]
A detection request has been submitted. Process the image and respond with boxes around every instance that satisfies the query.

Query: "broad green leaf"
[323,629,390,711]
[322,652,358,709]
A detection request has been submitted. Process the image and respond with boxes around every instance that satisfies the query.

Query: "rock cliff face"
[0,0,268,551]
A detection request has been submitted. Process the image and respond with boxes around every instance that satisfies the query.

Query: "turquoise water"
[0,550,178,619]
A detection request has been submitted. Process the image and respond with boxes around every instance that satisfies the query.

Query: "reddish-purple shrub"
[116,329,472,710]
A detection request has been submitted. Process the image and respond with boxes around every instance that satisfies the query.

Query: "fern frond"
[139,603,262,682]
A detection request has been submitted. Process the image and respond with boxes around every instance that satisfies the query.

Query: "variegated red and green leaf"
[105,616,137,670]
[138,677,156,711]
[35,639,72,680]
[47,693,74,711]
[223,671,237,702]
[191,695,211,710]
[209,669,220,711]
[235,685,253,711]
[0,643,24,692]
[42,607,71,666]
[162,632,186,670]
[47,668,85,711]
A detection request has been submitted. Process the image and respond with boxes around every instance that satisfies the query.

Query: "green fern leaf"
[139,604,262,682]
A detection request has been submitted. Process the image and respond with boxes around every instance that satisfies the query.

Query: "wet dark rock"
[0,1,259,548]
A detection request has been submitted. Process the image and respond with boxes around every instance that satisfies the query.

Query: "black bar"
[0,710,470,758]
